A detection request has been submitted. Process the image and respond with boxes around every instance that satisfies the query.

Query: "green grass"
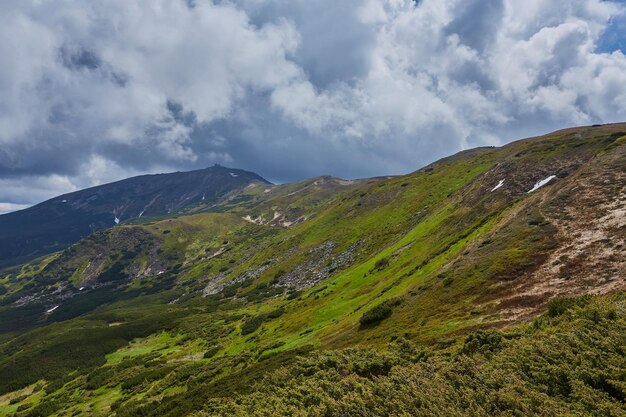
[105,332,182,365]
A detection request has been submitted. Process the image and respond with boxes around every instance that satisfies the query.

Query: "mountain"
[0,165,270,268]
[0,124,624,416]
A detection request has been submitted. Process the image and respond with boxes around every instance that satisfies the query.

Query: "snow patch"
[46,305,59,313]
[527,175,557,193]
[491,179,505,192]
[139,210,144,217]
[230,172,238,177]
[79,287,85,291]
[114,216,120,224]
[61,199,67,203]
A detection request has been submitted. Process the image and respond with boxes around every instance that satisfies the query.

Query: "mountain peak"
[0,166,269,267]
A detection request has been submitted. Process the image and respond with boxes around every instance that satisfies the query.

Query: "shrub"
[460,330,504,356]
[121,366,174,392]
[98,261,127,283]
[373,257,390,271]
[241,316,264,335]
[271,270,286,284]
[360,297,402,326]
[9,394,28,404]
[266,308,285,319]
[221,284,238,297]
[287,290,302,300]
[547,295,591,317]
[17,403,32,411]
[203,345,221,359]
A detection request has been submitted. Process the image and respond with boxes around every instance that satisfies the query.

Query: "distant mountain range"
[0,165,269,267]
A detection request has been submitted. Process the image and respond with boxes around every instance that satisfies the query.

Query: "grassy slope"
[198,295,626,417]
[0,124,624,416]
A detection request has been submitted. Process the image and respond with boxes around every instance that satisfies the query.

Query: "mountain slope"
[0,124,624,416]
[187,296,626,417]
[0,166,269,268]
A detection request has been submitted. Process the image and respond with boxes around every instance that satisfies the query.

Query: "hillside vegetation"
[195,295,626,417]
[0,124,624,416]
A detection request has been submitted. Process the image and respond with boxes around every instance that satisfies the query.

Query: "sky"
[1,0,626,214]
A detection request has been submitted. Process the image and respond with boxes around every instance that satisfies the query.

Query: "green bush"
[241,316,264,335]
[373,257,390,270]
[121,366,175,392]
[547,295,591,317]
[265,308,285,319]
[9,393,28,404]
[287,290,302,300]
[203,345,222,359]
[460,330,504,356]
[359,297,402,326]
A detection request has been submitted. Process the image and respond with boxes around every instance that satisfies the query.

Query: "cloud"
[0,203,32,215]
[0,0,301,176]
[0,174,77,206]
[1,0,625,211]
[269,0,626,153]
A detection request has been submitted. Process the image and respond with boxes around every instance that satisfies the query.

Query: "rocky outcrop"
[274,240,363,290]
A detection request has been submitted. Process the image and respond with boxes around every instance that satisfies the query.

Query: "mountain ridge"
[0,165,270,268]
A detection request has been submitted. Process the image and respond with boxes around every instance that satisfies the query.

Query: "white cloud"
[269,0,626,151]
[1,0,626,209]
[0,203,32,215]
[0,0,301,162]
[0,175,78,206]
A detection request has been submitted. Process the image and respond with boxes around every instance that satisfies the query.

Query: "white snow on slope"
[139,210,144,217]
[230,172,238,177]
[114,216,120,224]
[46,305,59,313]
[527,175,557,193]
[491,179,505,192]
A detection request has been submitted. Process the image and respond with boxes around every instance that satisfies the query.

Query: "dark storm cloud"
[235,0,377,88]
[1,0,626,213]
